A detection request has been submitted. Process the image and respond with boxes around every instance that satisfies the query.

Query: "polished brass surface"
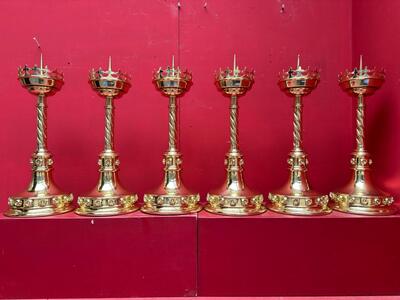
[141,57,200,215]
[76,57,139,216]
[268,56,331,216]
[205,55,265,216]
[330,56,397,215]
[5,53,73,217]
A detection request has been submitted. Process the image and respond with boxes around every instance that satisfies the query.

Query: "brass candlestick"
[75,57,139,216]
[141,56,201,215]
[205,55,265,216]
[330,56,397,215]
[268,56,330,215]
[5,41,73,217]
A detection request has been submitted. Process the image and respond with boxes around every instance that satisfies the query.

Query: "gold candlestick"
[5,40,73,217]
[330,56,397,215]
[205,55,265,216]
[268,55,330,215]
[141,56,201,215]
[75,57,139,216]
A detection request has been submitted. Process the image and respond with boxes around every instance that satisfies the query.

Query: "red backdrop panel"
[0,0,356,210]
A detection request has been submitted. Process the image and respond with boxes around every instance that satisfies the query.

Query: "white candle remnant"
[297,54,300,69]
[33,37,43,71]
[108,56,112,72]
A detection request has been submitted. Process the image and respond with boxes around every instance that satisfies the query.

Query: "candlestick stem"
[293,94,302,151]
[356,94,365,151]
[168,95,177,152]
[36,94,47,152]
[104,96,114,151]
[229,95,239,152]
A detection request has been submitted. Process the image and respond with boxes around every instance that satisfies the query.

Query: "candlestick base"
[205,188,265,216]
[330,151,398,216]
[5,192,73,217]
[76,150,139,216]
[142,187,201,215]
[268,188,330,216]
[76,184,139,216]
[330,187,397,216]
[142,150,201,215]
[5,151,74,217]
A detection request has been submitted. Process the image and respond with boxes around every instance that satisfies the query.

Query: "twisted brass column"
[104,96,114,151]
[6,61,73,217]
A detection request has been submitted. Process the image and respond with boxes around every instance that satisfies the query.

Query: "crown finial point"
[233,53,237,71]
[359,55,363,71]
[172,55,175,69]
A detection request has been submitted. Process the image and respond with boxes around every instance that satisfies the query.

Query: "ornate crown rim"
[216,67,254,81]
[153,67,192,82]
[338,67,385,83]
[278,67,320,81]
[18,65,63,81]
[89,68,131,84]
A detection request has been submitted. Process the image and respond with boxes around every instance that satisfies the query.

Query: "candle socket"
[205,63,265,216]
[75,61,139,216]
[141,63,201,215]
[267,64,330,216]
[5,64,73,217]
[330,65,397,215]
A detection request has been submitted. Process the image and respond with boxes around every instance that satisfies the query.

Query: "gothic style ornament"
[5,42,73,217]
[75,57,139,216]
[268,56,330,215]
[141,56,201,215]
[205,55,265,216]
[330,56,397,215]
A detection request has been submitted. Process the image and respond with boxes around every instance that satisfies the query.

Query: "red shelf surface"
[198,210,400,296]
[0,212,198,298]
[1,211,400,298]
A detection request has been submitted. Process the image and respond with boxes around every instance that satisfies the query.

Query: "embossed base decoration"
[205,193,265,216]
[5,194,73,217]
[268,192,330,216]
[330,192,397,216]
[142,194,201,215]
[76,195,139,217]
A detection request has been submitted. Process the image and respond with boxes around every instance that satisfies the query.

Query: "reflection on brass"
[75,57,139,216]
[5,50,73,217]
[267,56,331,216]
[141,57,201,215]
[330,56,397,215]
[205,55,265,216]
